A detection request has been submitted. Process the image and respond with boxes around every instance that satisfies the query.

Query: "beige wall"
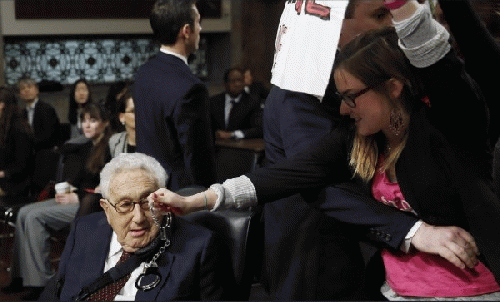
[0,0,232,35]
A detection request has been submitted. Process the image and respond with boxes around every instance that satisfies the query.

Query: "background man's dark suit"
[209,92,263,139]
[55,212,225,301]
[25,100,60,151]
[262,87,367,300]
[135,53,216,191]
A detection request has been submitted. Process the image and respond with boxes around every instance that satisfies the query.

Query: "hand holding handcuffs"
[134,201,172,291]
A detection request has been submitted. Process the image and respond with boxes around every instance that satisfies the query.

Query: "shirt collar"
[26,98,39,110]
[108,232,123,259]
[225,93,242,104]
[160,47,188,65]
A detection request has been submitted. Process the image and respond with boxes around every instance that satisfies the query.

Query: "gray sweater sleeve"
[394,4,451,68]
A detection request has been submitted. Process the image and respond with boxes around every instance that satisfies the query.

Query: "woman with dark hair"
[104,80,130,133]
[0,87,33,199]
[109,89,136,157]
[68,78,93,138]
[7,102,112,300]
[151,1,500,300]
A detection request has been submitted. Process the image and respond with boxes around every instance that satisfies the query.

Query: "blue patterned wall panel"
[4,37,207,85]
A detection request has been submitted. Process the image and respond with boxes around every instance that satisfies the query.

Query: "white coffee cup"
[55,182,71,194]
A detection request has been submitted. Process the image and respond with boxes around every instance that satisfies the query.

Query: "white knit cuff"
[222,175,258,209]
[395,4,451,68]
[209,183,224,212]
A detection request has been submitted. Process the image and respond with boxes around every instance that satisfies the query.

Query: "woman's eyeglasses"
[336,87,371,108]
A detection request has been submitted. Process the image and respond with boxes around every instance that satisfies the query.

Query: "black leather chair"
[178,187,263,300]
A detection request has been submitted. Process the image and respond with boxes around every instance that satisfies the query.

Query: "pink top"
[371,168,500,297]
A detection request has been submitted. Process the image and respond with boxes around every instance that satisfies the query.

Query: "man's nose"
[131,203,146,223]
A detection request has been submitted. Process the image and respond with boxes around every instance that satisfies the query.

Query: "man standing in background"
[134,0,216,191]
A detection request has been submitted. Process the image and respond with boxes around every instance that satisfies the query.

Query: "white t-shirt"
[270,0,348,98]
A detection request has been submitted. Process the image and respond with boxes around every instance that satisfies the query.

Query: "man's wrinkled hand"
[216,130,233,139]
[411,222,479,269]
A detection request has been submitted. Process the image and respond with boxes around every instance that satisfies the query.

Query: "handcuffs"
[134,202,172,291]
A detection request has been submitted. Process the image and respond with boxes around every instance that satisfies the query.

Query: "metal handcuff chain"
[134,204,172,291]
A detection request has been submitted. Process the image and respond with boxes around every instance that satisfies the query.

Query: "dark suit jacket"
[25,100,60,151]
[209,92,263,139]
[56,212,224,301]
[262,87,368,300]
[438,0,500,144]
[0,116,34,197]
[248,81,269,104]
[248,52,500,285]
[135,52,216,191]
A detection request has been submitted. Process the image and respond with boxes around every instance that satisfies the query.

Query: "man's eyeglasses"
[336,87,371,108]
[106,198,150,213]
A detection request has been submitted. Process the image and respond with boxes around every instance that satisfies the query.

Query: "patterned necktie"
[86,251,133,301]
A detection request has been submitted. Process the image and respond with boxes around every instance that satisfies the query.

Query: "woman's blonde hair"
[335,28,424,182]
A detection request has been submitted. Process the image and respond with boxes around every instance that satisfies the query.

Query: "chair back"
[178,187,261,300]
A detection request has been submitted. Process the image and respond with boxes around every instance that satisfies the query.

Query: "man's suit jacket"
[135,52,216,191]
[209,92,263,139]
[24,100,60,151]
[56,212,225,301]
[261,87,367,300]
[247,81,269,105]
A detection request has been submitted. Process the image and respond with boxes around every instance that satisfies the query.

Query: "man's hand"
[55,192,79,205]
[411,222,479,269]
[215,130,234,139]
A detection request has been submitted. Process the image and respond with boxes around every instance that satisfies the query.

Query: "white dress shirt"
[25,98,38,127]
[104,232,146,301]
[224,94,244,139]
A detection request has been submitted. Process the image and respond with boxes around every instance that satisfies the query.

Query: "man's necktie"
[226,99,236,129]
[86,251,133,301]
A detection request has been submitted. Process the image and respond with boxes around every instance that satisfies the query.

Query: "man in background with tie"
[19,77,60,152]
[209,67,262,140]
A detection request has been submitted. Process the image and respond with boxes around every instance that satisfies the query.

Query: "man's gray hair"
[100,153,168,198]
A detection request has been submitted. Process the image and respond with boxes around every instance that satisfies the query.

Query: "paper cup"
[55,182,71,194]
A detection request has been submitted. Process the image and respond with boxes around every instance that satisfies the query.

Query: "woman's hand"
[149,188,217,215]
[55,192,79,205]
[411,222,479,269]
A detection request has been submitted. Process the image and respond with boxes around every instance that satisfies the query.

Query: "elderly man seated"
[42,153,226,301]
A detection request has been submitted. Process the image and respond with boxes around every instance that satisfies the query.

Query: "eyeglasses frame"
[336,87,372,108]
[105,198,150,214]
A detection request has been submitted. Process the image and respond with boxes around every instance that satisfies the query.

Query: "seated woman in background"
[0,87,33,200]
[5,102,112,300]
[68,78,93,138]
[151,1,500,300]
[104,80,131,133]
[74,89,138,217]
[109,89,136,157]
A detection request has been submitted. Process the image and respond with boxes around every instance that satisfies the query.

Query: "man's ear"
[100,199,109,211]
[180,23,192,40]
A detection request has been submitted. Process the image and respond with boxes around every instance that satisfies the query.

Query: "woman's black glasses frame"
[336,87,371,108]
